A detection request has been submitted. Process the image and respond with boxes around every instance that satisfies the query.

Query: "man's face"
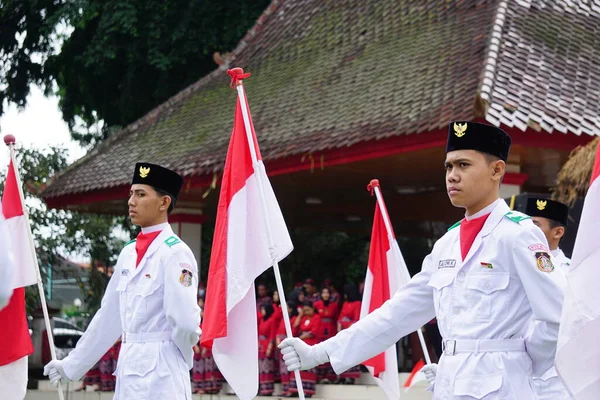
[128,184,169,227]
[257,285,267,298]
[531,216,564,248]
[445,150,502,209]
[304,283,315,295]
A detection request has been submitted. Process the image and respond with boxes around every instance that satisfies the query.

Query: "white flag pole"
[234,73,306,400]
[4,136,66,400]
[371,181,432,365]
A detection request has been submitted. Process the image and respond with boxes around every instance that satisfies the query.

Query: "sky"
[0,85,86,169]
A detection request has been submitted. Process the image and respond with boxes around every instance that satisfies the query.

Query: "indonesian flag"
[360,189,406,399]
[555,140,600,399]
[1,159,36,289]
[201,84,293,399]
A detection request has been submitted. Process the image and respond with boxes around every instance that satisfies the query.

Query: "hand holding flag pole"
[367,179,432,366]
[230,68,306,400]
[4,135,66,400]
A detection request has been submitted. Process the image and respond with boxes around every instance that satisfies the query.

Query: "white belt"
[442,339,525,356]
[122,331,172,344]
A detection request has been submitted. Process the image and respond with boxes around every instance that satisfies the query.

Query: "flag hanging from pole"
[1,158,36,289]
[201,73,293,400]
[555,140,600,400]
[360,182,406,400]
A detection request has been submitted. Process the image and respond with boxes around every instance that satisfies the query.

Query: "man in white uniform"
[44,162,201,400]
[522,196,572,399]
[281,121,564,398]
[0,205,14,310]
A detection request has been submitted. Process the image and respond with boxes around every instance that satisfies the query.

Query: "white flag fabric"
[555,140,600,400]
[0,204,15,310]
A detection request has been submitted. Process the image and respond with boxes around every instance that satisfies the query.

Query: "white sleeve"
[61,262,123,381]
[0,211,14,310]
[513,224,563,376]
[163,247,201,369]
[321,254,436,374]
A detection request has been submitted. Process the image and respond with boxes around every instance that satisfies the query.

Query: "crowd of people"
[191,278,365,398]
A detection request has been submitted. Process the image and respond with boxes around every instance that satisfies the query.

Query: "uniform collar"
[141,222,170,234]
[465,198,501,221]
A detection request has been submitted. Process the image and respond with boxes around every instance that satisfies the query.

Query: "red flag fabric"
[200,88,293,400]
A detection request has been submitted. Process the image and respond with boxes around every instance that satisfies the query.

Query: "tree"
[1,0,271,148]
[0,145,132,313]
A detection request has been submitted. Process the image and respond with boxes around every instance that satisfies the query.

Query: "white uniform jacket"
[62,226,201,400]
[531,248,572,400]
[321,200,564,399]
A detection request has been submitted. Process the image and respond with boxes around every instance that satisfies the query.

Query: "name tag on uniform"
[438,259,456,269]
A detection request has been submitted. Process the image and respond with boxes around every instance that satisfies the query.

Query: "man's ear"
[159,195,172,212]
[491,159,506,182]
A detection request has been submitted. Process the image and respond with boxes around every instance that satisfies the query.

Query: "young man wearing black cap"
[524,197,571,270]
[280,121,564,398]
[44,163,201,400]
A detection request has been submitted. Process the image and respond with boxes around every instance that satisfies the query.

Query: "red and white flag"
[555,140,600,400]
[201,85,293,399]
[360,183,408,399]
[1,158,36,289]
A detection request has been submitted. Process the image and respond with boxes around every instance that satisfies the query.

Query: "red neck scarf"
[135,231,161,267]
[459,213,490,261]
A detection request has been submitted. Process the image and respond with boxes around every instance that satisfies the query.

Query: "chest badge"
[480,262,493,269]
[536,252,554,272]
[179,269,193,287]
[438,259,456,269]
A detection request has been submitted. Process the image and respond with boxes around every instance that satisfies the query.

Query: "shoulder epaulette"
[504,211,530,224]
[124,239,136,247]
[447,220,461,231]
[164,236,182,247]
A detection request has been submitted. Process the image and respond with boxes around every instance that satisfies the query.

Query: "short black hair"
[549,219,566,230]
[152,186,175,214]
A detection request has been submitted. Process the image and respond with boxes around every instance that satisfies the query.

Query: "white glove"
[421,363,438,391]
[43,359,70,386]
[279,338,329,371]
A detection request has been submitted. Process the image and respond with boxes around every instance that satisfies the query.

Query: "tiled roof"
[42,0,599,199]
[482,0,600,135]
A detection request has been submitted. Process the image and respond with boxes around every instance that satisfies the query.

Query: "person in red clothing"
[314,287,339,383]
[289,301,321,397]
[322,279,341,306]
[275,300,299,397]
[258,304,278,395]
[336,283,362,383]
[192,306,223,394]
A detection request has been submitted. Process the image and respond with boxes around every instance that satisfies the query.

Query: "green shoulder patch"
[447,220,461,231]
[124,239,136,247]
[164,236,182,247]
[504,211,531,224]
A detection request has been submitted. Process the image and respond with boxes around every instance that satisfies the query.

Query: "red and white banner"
[360,182,407,399]
[1,159,36,289]
[201,81,293,400]
[555,140,600,400]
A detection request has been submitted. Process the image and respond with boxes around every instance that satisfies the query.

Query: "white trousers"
[0,356,28,400]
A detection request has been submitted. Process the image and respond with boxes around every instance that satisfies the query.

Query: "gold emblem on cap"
[453,122,467,137]
[139,166,150,178]
[536,199,547,211]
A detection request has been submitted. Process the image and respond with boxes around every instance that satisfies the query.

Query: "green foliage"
[0,145,130,313]
[1,0,271,148]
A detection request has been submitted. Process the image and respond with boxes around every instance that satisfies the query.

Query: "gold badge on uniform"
[453,122,467,137]
[535,252,554,272]
[179,269,193,287]
[139,166,150,178]
[536,199,547,210]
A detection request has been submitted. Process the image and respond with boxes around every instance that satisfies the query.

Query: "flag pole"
[4,136,66,400]
[370,180,432,365]
[232,70,306,400]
